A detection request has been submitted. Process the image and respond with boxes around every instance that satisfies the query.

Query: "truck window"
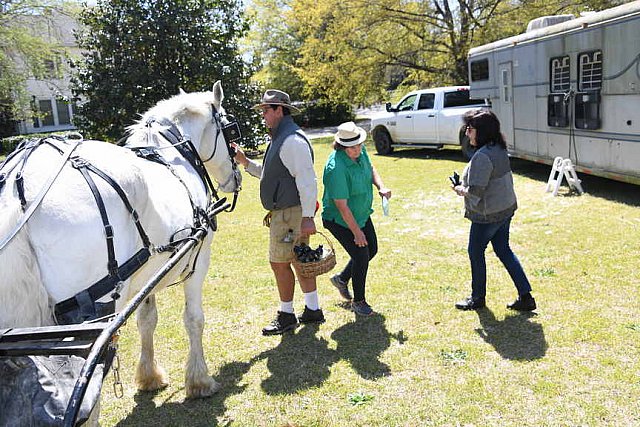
[550,56,570,93]
[443,90,483,108]
[417,93,435,110]
[470,59,489,81]
[397,94,417,111]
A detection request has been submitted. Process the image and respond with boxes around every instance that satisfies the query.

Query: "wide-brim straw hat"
[334,121,367,147]
[253,89,301,113]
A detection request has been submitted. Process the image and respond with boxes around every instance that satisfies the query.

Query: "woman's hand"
[453,185,467,197]
[378,187,392,199]
[354,228,368,247]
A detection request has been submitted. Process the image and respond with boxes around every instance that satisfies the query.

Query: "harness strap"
[73,160,119,276]
[132,144,201,226]
[54,247,151,323]
[82,162,151,249]
[153,118,220,203]
[0,139,81,252]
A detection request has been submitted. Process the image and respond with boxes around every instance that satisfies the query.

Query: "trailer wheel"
[373,129,394,155]
[459,129,475,160]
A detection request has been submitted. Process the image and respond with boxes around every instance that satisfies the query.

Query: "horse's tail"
[0,199,54,327]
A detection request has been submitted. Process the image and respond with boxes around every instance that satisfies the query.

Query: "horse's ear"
[212,81,224,104]
[178,87,187,95]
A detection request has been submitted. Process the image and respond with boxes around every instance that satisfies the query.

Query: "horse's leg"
[135,294,169,391]
[183,243,220,398]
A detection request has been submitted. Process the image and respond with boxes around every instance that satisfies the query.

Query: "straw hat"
[334,121,367,147]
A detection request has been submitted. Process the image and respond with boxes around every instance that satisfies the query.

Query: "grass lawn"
[99,137,640,426]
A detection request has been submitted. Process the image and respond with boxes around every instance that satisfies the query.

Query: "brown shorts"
[268,205,309,263]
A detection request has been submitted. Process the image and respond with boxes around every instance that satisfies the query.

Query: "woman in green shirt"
[322,122,391,316]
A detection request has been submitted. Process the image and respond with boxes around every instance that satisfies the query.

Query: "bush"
[293,101,353,128]
[0,132,77,156]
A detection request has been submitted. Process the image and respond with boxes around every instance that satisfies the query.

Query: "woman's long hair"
[462,109,507,149]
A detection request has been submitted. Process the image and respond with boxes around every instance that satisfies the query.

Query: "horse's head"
[153,82,242,195]
[197,81,243,194]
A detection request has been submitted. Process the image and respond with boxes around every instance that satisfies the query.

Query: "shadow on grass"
[115,359,255,427]
[116,316,397,423]
[260,323,339,395]
[331,313,392,380]
[474,309,547,361]
[259,314,395,395]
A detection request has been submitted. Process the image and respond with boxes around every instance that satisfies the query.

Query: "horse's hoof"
[185,377,221,398]
[136,363,169,391]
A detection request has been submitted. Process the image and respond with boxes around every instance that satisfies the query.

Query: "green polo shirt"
[322,145,374,228]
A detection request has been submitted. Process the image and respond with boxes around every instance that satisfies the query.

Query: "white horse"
[0,81,241,399]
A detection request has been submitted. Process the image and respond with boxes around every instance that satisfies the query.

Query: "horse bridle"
[203,105,242,211]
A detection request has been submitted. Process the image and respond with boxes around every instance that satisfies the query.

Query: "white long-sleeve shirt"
[244,134,318,217]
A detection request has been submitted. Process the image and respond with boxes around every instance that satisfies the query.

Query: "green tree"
[0,0,74,135]
[244,0,354,126]
[72,0,261,146]
[289,0,623,104]
[244,0,305,100]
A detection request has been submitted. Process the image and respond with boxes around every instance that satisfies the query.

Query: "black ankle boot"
[507,293,537,311]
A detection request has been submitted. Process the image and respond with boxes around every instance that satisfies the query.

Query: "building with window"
[10,8,81,135]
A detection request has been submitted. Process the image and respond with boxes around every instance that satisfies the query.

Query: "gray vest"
[260,115,314,211]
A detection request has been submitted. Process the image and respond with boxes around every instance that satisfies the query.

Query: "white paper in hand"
[382,196,390,216]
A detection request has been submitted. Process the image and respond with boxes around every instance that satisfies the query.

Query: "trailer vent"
[526,14,574,32]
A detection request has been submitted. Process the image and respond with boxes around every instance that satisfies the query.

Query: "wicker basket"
[291,231,337,278]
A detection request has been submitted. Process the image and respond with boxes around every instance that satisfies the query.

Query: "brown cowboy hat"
[252,89,301,113]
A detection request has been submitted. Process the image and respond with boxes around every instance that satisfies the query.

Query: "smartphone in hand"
[449,171,461,186]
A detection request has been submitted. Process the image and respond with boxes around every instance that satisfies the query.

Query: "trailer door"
[498,62,515,149]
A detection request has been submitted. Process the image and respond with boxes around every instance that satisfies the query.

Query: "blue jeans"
[468,216,531,300]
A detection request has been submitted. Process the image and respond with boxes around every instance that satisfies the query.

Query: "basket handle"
[292,230,335,253]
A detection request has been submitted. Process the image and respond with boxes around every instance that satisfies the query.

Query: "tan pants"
[268,205,308,263]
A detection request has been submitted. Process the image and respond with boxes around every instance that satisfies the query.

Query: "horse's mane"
[128,90,219,132]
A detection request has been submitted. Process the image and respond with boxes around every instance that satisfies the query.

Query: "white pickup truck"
[370,86,488,158]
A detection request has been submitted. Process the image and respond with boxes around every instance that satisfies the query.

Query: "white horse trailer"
[468,1,640,185]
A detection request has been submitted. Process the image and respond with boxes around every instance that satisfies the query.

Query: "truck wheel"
[374,129,394,155]
[460,131,475,160]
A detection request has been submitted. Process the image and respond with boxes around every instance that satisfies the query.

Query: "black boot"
[507,293,537,311]
[455,296,486,310]
[298,306,325,324]
[262,311,298,335]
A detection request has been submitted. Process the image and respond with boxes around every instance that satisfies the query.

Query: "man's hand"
[300,217,316,237]
[231,143,248,167]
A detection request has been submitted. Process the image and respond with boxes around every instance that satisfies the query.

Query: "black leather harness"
[54,156,153,324]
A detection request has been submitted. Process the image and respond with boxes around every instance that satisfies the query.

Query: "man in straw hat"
[233,89,324,335]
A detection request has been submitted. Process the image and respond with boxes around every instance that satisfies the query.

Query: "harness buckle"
[70,156,90,169]
[105,224,114,240]
[111,280,124,300]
